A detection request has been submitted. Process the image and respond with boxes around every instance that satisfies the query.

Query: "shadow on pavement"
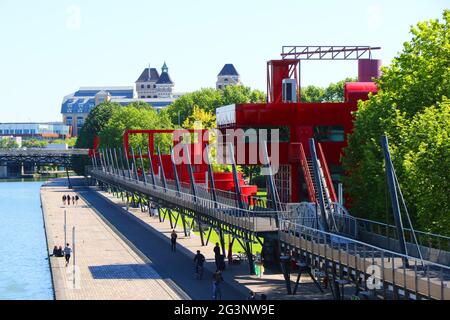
[88,263,163,280]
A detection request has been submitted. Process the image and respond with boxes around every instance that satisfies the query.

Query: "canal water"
[0,181,54,299]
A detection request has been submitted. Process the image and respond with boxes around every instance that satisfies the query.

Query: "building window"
[314,126,345,142]
[141,84,144,89]
[66,117,73,125]
[141,96,145,98]
[153,85,156,89]
[147,85,151,88]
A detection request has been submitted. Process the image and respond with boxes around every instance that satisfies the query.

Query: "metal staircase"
[299,139,338,231]
[306,157,333,213]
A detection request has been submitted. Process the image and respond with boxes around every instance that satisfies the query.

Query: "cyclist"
[194,250,205,278]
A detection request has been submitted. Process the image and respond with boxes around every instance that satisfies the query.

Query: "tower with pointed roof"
[155,62,174,98]
[135,62,174,99]
[216,64,241,89]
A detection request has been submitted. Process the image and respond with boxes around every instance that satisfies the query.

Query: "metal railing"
[279,216,450,300]
[89,167,282,232]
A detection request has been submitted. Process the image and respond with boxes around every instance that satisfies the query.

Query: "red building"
[215,46,381,203]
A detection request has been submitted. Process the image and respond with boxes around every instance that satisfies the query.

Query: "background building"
[61,62,184,136]
[0,123,71,139]
[216,64,241,89]
[136,62,176,99]
[61,87,134,136]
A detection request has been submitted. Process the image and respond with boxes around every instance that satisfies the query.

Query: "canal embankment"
[40,178,184,300]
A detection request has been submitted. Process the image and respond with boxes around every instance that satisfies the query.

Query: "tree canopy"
[342,10,450,235]
[72,102,121,174]
[99,102,173,151]
[0,138,19,149]
[301,77,357,103]
[162,85,265,126]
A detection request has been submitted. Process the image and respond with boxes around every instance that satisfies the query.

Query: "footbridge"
[0,148,89,165]
[0,148,89,185]
[86,135,449,300]
[87,163,450,301]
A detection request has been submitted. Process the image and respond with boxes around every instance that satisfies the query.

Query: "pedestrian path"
[94,187,331,300]
[77,186,247,300]
[41,179,183,300]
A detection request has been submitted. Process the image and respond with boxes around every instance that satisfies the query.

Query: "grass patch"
[169,211,263,255]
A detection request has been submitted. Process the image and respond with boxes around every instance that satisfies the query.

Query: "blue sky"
[0,0,447,122]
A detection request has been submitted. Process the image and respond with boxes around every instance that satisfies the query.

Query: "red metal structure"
[216,46,381,203]
[122,129,257,199]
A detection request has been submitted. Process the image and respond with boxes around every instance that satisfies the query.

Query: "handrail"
[279,217,450,272]
[285,201,450,253]
[90,168,283,232]
[299,143,316,202]
[316,143,337,202]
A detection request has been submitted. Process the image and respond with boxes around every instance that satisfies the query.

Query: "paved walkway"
[93,187,331,300]
[77,186,247,300]
[41,179,184,300]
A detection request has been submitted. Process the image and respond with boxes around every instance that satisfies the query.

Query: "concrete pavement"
[77,187,247,300]
[41,178,184,300]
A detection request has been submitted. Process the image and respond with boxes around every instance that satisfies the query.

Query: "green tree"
[0,138,19,149]
[301,77,357,102]
[342,10,450,234]
[401,101,450,235]
[182,105,216,129]
[301,85,325,102]
[73,102,121,174]
[22,139,48,148]
[162,85,265,126]
[99,103,173,152]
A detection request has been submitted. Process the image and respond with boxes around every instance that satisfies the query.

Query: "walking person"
[66,194,71,206]
[75,195,79,205]
[213,243,221,271]
[194,250,206,279]
[212,271,224,300]
[170,229,178,252]
[62,195,66,206]
[72,196,75,205]
[64,243,72,267]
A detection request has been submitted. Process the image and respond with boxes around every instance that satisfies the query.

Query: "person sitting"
[52,246,58,256]
[56,246,64,257]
